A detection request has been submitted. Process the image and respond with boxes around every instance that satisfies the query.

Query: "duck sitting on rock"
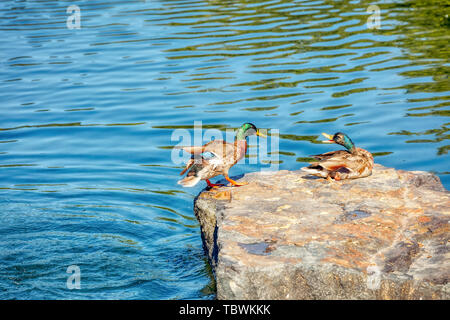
[178,123,265,188]
[302,132,374,181]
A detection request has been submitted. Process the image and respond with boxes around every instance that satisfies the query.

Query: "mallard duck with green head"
[178,123,266,188]
[302,132,374,181]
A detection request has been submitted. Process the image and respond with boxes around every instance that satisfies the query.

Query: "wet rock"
[193,164,449,299]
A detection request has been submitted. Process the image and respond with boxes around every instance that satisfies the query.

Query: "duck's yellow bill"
[256,129,267,138]
[321,132,334,143]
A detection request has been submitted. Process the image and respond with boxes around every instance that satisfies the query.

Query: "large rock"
[193,164,449,299]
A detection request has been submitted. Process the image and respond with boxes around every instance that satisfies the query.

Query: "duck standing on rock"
[302,132,374,181]
[178,123,266,188]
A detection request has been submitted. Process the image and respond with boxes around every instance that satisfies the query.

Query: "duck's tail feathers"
[177,175,202,187]
[180,159,194,176]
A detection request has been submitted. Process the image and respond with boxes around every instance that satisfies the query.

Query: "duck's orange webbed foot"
[206,179,224,189]
[224,175,248,187]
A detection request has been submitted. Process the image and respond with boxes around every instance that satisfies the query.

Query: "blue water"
[0,0,448,299]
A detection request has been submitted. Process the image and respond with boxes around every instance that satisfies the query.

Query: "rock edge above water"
[194,164,449,299]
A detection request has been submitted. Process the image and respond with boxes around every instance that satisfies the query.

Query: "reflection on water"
[0,0,449,299]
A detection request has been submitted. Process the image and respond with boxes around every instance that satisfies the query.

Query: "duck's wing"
[203,140,236,159]
[176,146,206,155]
[177,140,231,158]
[198,140,237,160]
[311,150,350,161]
[317,151,371,173]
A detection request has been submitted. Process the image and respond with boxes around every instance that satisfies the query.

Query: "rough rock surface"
[193,164,449,299]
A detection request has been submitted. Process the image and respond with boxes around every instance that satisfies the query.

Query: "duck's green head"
[236,123,266,140]
[322,132,355,151]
